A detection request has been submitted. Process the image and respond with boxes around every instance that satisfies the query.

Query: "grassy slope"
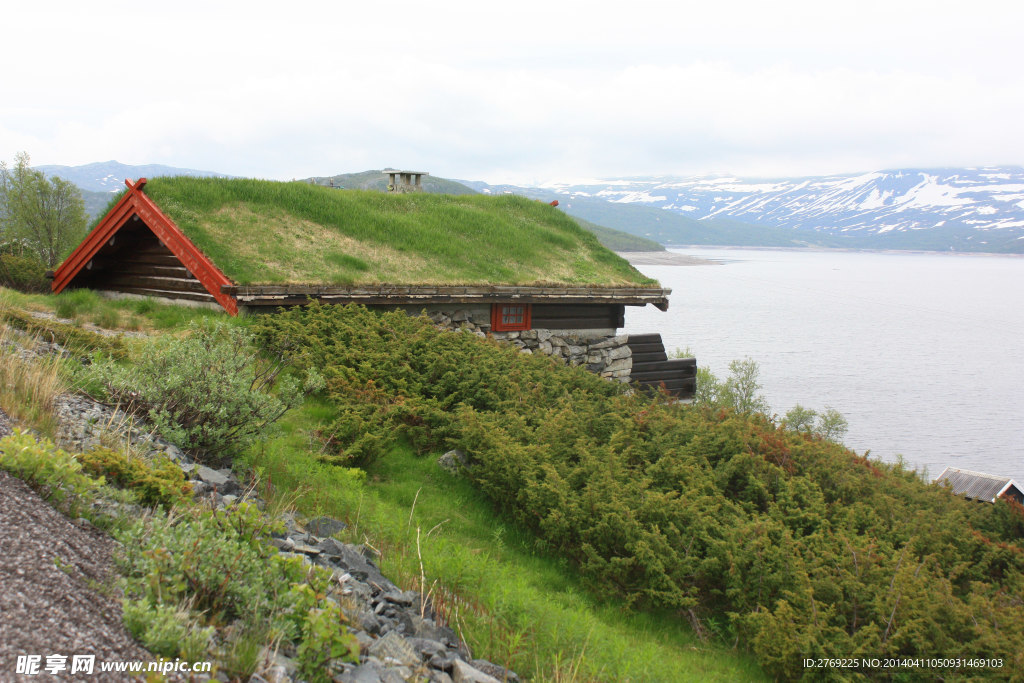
[245,399,764,682]
[0,286,760,680]
[133,178,656,288]
[303,172,665,252]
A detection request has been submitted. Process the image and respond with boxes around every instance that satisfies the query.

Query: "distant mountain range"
[465,167,1024,253]
[35,160,231,220]
[35,160,230,193]
[37,161,1024,253]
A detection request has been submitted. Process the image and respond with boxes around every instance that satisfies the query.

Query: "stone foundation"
[428,308,633,383]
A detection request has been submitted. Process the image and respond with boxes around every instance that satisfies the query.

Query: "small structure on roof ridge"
[385,170,427,193]
[935,467,1023,504]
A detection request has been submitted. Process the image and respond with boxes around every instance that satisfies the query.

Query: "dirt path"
[0,411,153,682]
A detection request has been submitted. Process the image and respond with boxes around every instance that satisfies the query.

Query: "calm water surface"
[625,248,1024,484]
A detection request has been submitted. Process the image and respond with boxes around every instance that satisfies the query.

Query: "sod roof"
[124,177,658,288]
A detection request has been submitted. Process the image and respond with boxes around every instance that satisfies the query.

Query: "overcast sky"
[3,0,1022,184]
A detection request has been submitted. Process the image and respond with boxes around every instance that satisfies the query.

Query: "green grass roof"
[124,177,657,288]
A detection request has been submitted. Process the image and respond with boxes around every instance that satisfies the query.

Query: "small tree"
[784,403,849,443]
[0,152,87,267]
[722,357,770,414]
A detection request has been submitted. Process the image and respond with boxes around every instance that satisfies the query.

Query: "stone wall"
[427,308,633,383]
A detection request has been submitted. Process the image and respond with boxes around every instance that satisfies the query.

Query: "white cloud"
[2,0,1023,182]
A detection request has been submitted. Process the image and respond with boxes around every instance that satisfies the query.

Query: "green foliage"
[86,320,323,461]
[0,430,101,516]
[254,303,620,467]
[720,357,771,414]
[77,446,192,508]
[257,304,1024,678]
[786,404,850,442]
[0,252,48,293]
[137,176,656,287]
[0,152,87,267]
[116,502,358,670]
[296,604,360,683]
[244,400,762,681]
[122,598,213,660]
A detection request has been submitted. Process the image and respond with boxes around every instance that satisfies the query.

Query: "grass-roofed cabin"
[52,177,694,395]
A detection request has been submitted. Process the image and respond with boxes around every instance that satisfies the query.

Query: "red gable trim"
[51,178,238,315]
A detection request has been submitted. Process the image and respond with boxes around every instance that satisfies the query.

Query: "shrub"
[77,446,192,508]
[0,430,101,517]
[256,303,1024,678]
[87,321,323,462]
[116,502,358,673]
[122,598,213,660]
[0,253,48,293]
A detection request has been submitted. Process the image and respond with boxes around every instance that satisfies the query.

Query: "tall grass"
[0,326,65,435]
[140,177,657,287]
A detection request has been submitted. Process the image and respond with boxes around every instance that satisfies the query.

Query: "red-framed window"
[491,303,532,332]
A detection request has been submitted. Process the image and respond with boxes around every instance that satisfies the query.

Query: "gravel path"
[0,410,152,682]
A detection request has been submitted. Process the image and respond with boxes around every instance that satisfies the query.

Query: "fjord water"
[625,248,1024,484]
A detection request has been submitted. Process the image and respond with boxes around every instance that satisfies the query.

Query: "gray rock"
[407,637,448,660]
[451,659,501,683]
[368,630,422,668]
[291,542,321,556]
[381,589,417,607]
[334,545,397,593]
[608,345,632,361]
[438,449,467,474]
[195,465,229,488]
[358,609,385,635]
[318,536,347,557]
[337,660,387,683]
[471,659,520,683]
[271,536,296,552]
[604,358,631,373]
[307,516,347,538]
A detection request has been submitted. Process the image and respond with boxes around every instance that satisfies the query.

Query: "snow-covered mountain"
[525,167,1024,252]
[35,160,229,193]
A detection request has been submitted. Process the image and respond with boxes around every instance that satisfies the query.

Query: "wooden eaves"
[223,283,672,311]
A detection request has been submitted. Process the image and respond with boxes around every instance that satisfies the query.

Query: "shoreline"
[617,251,720,266]
[660,244,1024,259]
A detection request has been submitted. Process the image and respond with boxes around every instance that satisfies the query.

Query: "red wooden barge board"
[51,179,238,315]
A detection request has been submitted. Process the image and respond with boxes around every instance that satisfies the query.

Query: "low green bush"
[115,502,359,675]
[77,446,191,508]
[122,598,214,661]
[86,320,323,462]
[0,430,101,517]
[0,253,49,293]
